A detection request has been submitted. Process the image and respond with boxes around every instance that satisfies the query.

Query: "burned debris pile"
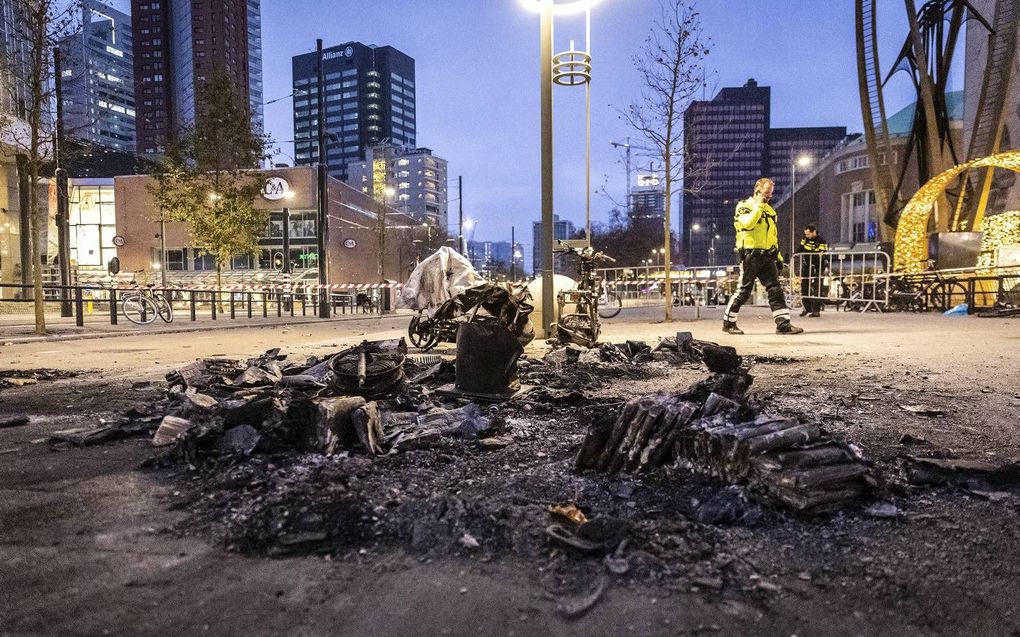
[0,368,79,389]
[144,339,510,463]
[575,343,873,514]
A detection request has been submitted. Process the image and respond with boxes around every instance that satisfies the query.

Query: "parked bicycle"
[552,241,616,347]
[120,271,174,325]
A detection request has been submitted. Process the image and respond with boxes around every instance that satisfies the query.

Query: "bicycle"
[120,271,174,325]
[552,241,616,347]
[408,279,534,351]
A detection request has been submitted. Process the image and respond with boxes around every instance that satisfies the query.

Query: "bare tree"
[0,0,81,335]
[621,0,711,321]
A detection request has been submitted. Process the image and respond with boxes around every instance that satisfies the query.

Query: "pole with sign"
[316,38,330,318]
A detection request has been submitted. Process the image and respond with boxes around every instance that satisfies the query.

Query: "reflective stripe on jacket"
[799,236,828,252]
[733,197,779,251]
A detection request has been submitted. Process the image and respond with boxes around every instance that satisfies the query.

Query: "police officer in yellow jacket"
[722,178,804,335]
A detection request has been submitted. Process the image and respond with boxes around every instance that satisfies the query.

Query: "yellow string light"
[977,210,1020,269]
[894,150,1020,272]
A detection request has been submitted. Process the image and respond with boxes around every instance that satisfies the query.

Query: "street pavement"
[2,304,1016,386]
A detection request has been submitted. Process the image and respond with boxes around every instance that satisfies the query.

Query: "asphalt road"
[2,307,1019,636]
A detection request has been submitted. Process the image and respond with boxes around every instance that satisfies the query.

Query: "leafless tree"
[620,0,711,321]
[0,0,81,335]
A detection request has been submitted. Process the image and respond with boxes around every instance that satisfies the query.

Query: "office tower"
[60,0,135,152]
[683,79,849,265]
[291,42,416,180]
[346,143,447,226]
[132,0,262,155]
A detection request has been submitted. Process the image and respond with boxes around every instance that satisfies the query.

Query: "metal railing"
[597,265,741,308]
[791,250,891,312]
[791,252,1020,314]
[0,282,389,327]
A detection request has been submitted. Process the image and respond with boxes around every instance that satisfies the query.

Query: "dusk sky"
[114,0,968,252]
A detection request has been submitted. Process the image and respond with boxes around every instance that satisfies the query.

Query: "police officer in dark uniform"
[722,178,804,335]
[798,224,828,317]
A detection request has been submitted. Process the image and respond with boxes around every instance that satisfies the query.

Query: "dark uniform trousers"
[799,256,823,313]
[798,237,827,313]
[723,249,791,327]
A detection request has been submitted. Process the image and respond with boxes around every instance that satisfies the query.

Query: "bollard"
[276,293,282,317]
[247,292,253,319]
[230,293,236,319]
[190,291,197,321]
[74,287,84,327]
[289,294,295,317]
[262,291,268,318]
[109,288,118,325]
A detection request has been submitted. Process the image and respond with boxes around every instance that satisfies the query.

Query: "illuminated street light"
[791,154,813,256]
[688,223,702,266]
[518,0,601,15]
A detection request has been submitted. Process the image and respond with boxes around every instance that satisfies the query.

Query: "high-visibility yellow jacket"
[733,197,779,251]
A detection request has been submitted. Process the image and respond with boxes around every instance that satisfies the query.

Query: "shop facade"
[102,166,418,286]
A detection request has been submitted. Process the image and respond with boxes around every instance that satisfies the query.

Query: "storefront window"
[288,211,317,238]
[166,249,186,271]
[193,250,216,271]
[68,184,117,269]
[231,253,253,270]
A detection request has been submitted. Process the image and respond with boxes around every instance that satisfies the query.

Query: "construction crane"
[610,137,657,214]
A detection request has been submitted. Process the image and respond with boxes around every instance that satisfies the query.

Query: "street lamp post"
[688,223,701,267]
[521,0,600,338]
[791,154,812,257]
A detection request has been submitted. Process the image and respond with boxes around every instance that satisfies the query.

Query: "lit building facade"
[291,42,416,181]
[346,143,447,227]
[629,172,665,221]
[102,166,415,285]
[60,0,135,152]
[1,0,34,289]
[772,93,965,257]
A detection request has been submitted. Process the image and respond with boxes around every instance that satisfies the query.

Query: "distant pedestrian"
[798,225,828,317]
[722,178,803,335]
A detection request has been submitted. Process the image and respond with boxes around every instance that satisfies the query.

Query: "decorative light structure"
[977,211,1020,269]
[893,150,1020,272]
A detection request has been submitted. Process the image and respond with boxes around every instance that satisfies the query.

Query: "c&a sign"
[262,176,291,201]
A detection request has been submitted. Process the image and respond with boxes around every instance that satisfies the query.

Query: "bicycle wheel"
[597,292,622,319]
[929,281,967,312]
[122,294,159,325]
[408,314,439,351]
[154,293,174,323]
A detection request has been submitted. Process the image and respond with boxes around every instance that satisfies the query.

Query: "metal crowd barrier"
[0,282,391,327]
[791,250,891,312]
[597,265,740,309]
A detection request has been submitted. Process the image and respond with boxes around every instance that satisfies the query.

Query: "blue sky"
[111,0,967,252]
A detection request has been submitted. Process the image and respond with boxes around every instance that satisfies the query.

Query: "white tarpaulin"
[398,247,486,311]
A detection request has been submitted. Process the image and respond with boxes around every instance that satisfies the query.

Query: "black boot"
[776,321,804,335]
[722,320,744,335]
